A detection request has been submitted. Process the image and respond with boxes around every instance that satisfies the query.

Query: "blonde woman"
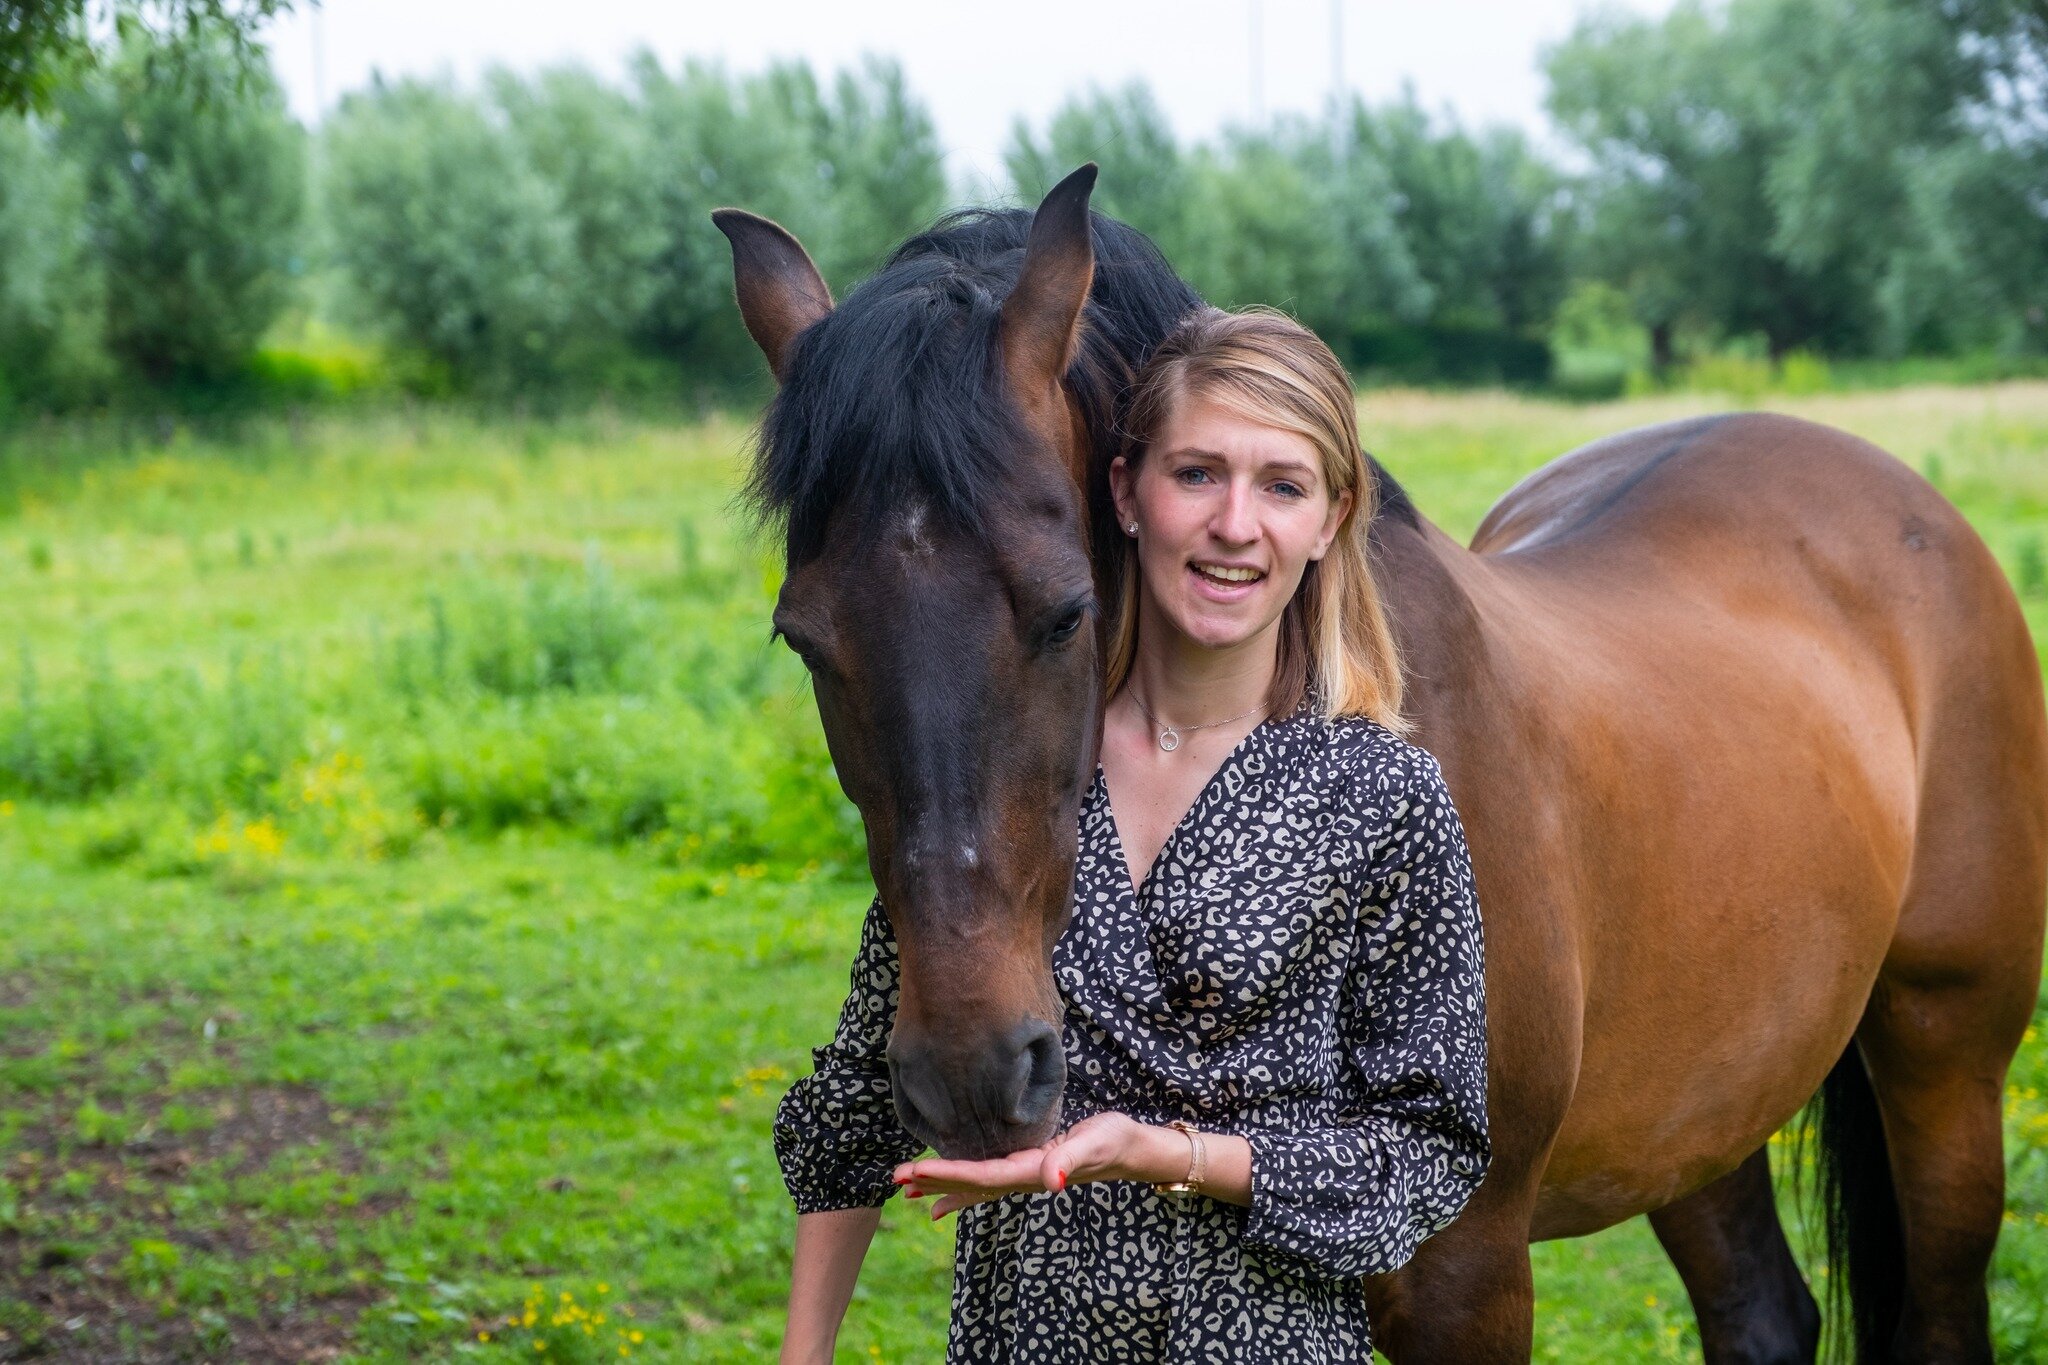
[776,306,1491,1362]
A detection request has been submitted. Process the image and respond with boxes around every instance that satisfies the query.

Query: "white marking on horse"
[900,501,936,559]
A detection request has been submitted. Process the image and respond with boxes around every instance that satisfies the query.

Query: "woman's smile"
[1188,559,1266,601]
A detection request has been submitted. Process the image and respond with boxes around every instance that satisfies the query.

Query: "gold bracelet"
[1152,1120,1206,1196]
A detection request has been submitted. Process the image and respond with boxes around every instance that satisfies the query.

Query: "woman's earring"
[1127,522,1138,536]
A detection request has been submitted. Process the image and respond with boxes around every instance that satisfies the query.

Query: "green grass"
[0,385,2043,1361]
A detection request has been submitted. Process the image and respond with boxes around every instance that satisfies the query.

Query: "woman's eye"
[1175,466,1211,485]
[1272,481,1306,498]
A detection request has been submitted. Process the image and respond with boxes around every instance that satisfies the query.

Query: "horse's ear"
[1000,163,1098,416]
[711,208,834,382]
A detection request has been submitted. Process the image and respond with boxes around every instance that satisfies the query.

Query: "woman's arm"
[781,1206,884,1365]
[772,896,928,1354]
[892,1111,1257,1215]
[772,894,929,1212]
[1238,748,1492,1279]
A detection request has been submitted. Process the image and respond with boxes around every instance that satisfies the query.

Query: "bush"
[1676,351,1775,401]
[382,551,649,702]
[0,641,149,802]
[0,497,861,873]
[316,55,948,398]
[0,112,112,410]
[399,691,854,860]
[632,54,946,383]
[1346,324,1553,388]
[56,24,304,388]
[244,330,389,403]
[322,77,582,390]
[1550,351,1633,401]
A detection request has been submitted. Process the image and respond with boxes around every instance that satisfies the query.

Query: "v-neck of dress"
[1095,711,1280,906]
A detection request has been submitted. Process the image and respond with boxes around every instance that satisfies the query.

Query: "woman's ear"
[1310,486,1355,560]
[1108,454,1135,532]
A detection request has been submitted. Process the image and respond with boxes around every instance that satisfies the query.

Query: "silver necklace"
[1128,689,1267,752]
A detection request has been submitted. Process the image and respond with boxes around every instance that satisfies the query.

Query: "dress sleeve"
[1240,746,1492,1279]
[771,893,930,1212]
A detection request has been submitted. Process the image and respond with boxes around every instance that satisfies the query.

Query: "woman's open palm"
[892,1111,1157,1219]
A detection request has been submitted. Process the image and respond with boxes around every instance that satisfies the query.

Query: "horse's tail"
[1788,1039,1907,1364]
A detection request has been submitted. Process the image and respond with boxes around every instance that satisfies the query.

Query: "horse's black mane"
[746,207,1417,566]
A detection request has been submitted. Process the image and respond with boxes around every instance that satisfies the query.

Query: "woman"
[774,307,1492,1363]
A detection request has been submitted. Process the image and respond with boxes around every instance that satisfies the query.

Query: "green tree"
[813,56,947,284]
[1005,82,1191,254]
[1547,0,2048,362]
[1353,95,1565,332]
[56,21,303,385]
[1173,124,1352,336]
[1747,0,2046,353]
[1883,134,2048,354]
[2,0,292,113]
[492,64,666,375]
[322,76,581,389]
[1546,2,1853,363]
[1007,88,1429,340]
[634,54,944,379]
[634,56,837,380]
[0,111,111,409]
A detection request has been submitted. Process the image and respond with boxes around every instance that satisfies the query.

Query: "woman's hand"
[889,1111,1192,1219]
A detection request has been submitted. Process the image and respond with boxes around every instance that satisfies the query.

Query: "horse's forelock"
[747,253,1020,566]
[744,208,1208,567]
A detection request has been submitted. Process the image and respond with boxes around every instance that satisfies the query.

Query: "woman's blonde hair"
[1106,306,1411,736]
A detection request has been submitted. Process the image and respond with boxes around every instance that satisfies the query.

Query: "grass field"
[0,385,2043,1362]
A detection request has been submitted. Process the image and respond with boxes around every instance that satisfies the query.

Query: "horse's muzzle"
[888,1018,1066,1161]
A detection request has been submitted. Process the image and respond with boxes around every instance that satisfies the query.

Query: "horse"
[715,165,2048,1363]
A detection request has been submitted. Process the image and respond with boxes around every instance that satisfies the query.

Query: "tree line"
[0,0,2043,413]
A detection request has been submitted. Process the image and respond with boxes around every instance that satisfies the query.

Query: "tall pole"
[307,4,328,231]
[1332,0,1344,106]
[1249,0,1264,125]
[1330,0,1345,155]
[310,4,328,122]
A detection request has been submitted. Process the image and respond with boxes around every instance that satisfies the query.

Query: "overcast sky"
[262,0,1676,194]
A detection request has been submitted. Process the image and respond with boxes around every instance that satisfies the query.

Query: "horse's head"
[715,167,1118,1160]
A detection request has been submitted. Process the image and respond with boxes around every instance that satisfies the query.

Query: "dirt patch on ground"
[0,1279,377,1365]
[0,1076,397,1363]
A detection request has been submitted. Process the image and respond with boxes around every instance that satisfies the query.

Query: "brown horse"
[716,165,2048,1362]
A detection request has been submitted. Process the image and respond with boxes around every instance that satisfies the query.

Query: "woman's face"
[1110,389,1354,653]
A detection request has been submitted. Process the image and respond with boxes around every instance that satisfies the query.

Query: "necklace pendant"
[1158,728,1180,752]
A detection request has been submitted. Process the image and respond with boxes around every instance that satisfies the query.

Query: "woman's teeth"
[1193,563,1263,585]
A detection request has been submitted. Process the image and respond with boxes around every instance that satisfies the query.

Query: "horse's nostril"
[892,1022,1066,1157]
[1007,1022,1065,1126]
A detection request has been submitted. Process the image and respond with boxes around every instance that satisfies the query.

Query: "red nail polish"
[1054,1170,1066,1191]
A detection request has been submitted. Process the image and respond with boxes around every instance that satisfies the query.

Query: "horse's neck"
[1371,511,1493,756]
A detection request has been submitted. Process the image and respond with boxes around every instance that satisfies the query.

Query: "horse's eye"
[773,624,823,671]
[1047,604,1087,646]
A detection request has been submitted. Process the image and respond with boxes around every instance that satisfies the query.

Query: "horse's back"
[1469,409,2034,727]
[1474,411,1935,564]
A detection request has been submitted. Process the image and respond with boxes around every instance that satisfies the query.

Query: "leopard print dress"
[772,690,1492,1362]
